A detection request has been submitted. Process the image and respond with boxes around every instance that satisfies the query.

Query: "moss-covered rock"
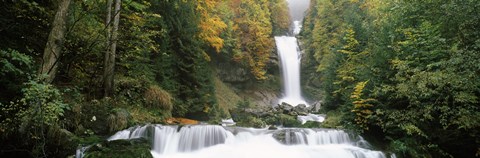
[84,138,152,158]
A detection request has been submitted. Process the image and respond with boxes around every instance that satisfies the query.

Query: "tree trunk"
[39,0,71,83]
[103,0,121,97]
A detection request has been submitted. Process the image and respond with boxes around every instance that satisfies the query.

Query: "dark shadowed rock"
[277,102,294,114]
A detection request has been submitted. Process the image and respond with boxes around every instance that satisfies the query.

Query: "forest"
[0,0,479,158]
[300,0,479,157]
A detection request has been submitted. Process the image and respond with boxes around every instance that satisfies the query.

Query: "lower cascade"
[96,124,391,158]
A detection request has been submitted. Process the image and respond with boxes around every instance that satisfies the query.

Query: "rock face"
[252,91,279,108]
[217,62,250,84]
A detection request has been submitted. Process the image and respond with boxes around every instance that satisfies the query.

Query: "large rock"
[293,104,309,114]
[276,102,294,114]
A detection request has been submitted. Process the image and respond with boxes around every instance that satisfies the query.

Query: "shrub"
[144,85,173,111]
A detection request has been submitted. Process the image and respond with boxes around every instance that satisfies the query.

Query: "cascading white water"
[276,0,310,107]
[276,36,308,106]
[103,125,390,158]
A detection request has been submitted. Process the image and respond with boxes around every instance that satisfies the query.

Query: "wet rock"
[84,138,153,158]
[293,104,309,114]
[277,102,294,114]
[272,130,286,144]
[268,126,278,130]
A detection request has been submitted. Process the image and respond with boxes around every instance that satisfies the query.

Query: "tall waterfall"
[104,125,390,158]
[276,0,310,106]
[276,36,307,106]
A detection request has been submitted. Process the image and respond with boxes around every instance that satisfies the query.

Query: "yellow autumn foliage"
[197,0,227,53]
[350,81,375,130]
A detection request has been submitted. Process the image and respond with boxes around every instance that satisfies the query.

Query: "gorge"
[79,1,393,157]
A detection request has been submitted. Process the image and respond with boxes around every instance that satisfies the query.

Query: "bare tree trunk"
[105,0,112,44]
[39,0,71,83]
[103,0,121,97]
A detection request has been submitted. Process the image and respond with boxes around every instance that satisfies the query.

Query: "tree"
[231,0,274,80]
[103,0,121,97]
[39,0,72,83]
[197,0,227,53]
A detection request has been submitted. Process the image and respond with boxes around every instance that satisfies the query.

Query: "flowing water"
[276,0,310,106]
[276,36,308,106]
[106,125,389,158]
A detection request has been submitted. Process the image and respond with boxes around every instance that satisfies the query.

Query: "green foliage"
[300,121,322,128]
[230,0,274,80]
[319,110,343,129]
[0,0,291,157]
[0,49,33,103]
[0,78,70,157]
[302,0,480,157]
[263,114,302,127]
[236,116,266,128]
[84,138,153,158]
[269,0,291,35]
[17,80,68,134]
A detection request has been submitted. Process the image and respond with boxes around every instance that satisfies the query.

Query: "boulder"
[277,102,294,114]
[293,104,309,114]
[268,126,278,130]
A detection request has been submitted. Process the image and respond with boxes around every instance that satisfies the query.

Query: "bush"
[144,85,173,111]
[0,79,70,157]
[17,80,68,135]
[0,49,33,104]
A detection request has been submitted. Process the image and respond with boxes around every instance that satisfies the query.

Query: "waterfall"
[275,0,310,107]
[100,125,389,158]
[276,36,307,106]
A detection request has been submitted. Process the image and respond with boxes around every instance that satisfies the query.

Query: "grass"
[144,85,173,111]
[213,76,242,117]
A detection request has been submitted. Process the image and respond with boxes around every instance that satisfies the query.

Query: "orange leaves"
[165,117,199,125]
[197,0,227,53]
[199,16,226,52]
